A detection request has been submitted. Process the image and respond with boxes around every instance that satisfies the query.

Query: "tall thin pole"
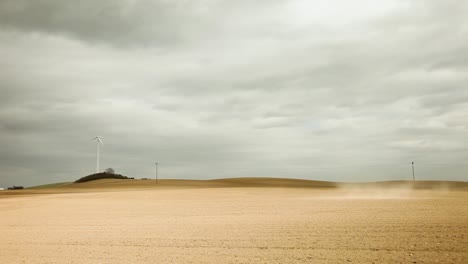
[155,162,158,183]
[412,161,415,182]
[92,137,103,173]
[96,142,100,173]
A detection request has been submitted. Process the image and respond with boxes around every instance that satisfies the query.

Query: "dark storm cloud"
[0,0,186,46]
[0,0,286,47]
[1,0,468,187]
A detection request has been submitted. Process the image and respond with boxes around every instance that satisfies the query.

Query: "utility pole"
[412,161,415,182]
[155,162,159,183]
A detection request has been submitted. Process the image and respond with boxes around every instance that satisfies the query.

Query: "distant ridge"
[0,178,466,199]
[0,177,463,199]
[209,177,338,188]
[61,177,338,189]
[24,177,468,190]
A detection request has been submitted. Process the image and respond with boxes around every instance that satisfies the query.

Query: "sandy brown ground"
[1,180,467,263]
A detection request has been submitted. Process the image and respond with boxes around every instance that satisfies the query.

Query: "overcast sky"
[1,0,467,187]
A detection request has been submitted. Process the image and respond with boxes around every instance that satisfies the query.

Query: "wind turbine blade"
[98,138,104,145]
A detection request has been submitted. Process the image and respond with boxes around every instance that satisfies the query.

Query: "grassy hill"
[22,177,468,190]
[1,177,467,199]
[27,182,72,189]
[63,177,338,189]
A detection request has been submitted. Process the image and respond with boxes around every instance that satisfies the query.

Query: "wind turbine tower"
[92,136,104,173]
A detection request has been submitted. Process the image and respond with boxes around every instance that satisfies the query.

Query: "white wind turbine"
[92,136,104,173]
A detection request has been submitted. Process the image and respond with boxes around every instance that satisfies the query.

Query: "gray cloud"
[0,0,287,48]
[1,0,468,187]
[0,0,189,46]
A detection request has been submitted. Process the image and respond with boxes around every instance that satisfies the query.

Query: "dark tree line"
[74,169,133,183]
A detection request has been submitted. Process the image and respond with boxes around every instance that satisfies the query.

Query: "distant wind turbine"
[92,136,104,173]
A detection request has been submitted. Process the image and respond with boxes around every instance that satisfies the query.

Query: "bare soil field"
[1,179,467,263]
